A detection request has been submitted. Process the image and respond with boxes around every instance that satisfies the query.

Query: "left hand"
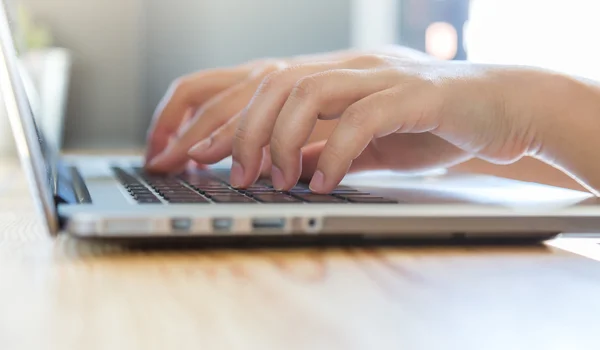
[190,56,549,193]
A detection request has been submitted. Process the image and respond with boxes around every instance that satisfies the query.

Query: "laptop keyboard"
[112,167,398,205]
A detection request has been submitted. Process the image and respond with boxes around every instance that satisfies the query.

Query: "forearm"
[535,74,600,195]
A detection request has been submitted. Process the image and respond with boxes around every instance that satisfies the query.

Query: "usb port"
[171,218,192,232]
[213,218,233,232]
[252,218,286,230]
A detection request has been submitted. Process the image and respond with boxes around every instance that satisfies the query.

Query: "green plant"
[16,3,52,51]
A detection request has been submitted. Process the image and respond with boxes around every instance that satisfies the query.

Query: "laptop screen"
[0,1,60,234]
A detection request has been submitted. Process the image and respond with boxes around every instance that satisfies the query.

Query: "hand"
[144,46,434,173]
[144,58,287,173]
[221,56,552,193]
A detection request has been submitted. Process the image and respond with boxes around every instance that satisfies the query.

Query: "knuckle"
[290,76,320,101]
[269,133,292,156]
[249,59,288,78]
[349,54,391,68]
[322,143,346,165]
[263,59,289,73]
[343,104,371,129]
[259,65,305,92]
[170,76,194,98]
[233,124,250,147]
[259,69,286,94]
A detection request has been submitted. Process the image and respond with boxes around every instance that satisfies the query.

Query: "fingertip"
[145,144,187,173]
[271,165,285,190]
[145,152,168,172]
[229,160,245,188]
[308,170,326,193]
[144,132,170,165]
[187,160,208,171]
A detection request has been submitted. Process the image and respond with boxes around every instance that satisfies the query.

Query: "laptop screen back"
[0,1,60,234]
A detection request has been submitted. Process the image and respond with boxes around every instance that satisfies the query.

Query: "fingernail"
[147,142,177,169]
[230,161,245,187]
[309,170,325,193]
[271,165,285,190]
[147,151,169,170]
[145,149,155,164]
[187,138,212,158]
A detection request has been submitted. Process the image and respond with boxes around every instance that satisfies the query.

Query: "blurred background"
[2,0,600,153]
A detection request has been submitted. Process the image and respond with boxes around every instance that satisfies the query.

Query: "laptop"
[1,4,599,242]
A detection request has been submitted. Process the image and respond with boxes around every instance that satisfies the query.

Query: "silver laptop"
[2,4,599,242]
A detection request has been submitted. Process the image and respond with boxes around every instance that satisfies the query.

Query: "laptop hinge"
[53,160,92,205]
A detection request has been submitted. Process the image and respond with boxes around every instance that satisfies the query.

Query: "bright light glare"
[467,0,600,80]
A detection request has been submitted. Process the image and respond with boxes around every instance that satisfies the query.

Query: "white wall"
[22,0,352,149]
[21,0,146,149]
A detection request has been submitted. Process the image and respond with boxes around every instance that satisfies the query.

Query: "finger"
[298,138,401,183]
[187,114,275,179]
[147,61,289,172]
[230,56,393,188]
[187,160,208,171]
[190,161,209,170]
[300,134,472,184]
[144,59,281,161]
[269,69,397,190]
[147,78,259,172]
[299,141,381,182]
[259,147,273,178]
[187,112,242,165]
[309,86,441,193]
[145,67,252,162]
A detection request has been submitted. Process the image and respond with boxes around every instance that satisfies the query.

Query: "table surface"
[3,158,600,350]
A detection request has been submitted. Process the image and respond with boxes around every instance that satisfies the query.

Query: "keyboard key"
[141,176,178,183]
[254,179,276,186]
[153,188,190,193]
[243,188,280,194]
[288,186,363,195]
[167,198,210,204]
[331,189,368,195]
[137,198,162,204]
[129,188,152,193]
[333,193,372,198]
[126,184,148,189]
[157,189,196,195]
[254,194,303,203]
[154,182,182,188]
[129,187,151,192]
[211,195,256,203]
[162,195,205,201]
[294,194,346,203]
[346,196,398,204]
[192,184,231,191]
[245,184,273,190]
[200,189,238,195]
[288,187,312,193]
[178,172,218,181]
[132,192,156,197]
[134,194,160,199]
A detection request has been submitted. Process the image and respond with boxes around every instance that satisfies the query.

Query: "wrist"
[534,72,600,194]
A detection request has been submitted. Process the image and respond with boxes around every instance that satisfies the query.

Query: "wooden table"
[2,158,600,350]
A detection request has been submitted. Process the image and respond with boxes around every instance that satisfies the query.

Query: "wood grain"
[2,158,600,350]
